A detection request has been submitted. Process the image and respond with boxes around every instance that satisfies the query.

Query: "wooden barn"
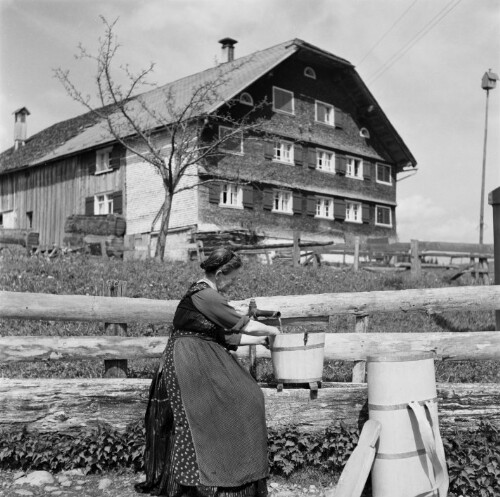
[0,39,416,259]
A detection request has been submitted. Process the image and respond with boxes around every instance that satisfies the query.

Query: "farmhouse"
[0,39,416,259]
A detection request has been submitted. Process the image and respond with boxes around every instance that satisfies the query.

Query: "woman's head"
[200,247,242,290]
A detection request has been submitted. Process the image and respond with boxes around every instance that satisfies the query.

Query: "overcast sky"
[0,0,499,244]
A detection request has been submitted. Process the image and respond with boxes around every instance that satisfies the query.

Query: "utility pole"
[479,69,499,244]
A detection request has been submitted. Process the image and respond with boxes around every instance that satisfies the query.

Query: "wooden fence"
[0,285,499,435]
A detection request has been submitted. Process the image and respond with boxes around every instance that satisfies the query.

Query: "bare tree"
[55,17,265,260]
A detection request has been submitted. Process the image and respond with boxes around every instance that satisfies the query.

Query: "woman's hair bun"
[200,247,242,274]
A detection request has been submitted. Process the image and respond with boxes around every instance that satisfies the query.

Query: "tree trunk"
[154,190,174,261]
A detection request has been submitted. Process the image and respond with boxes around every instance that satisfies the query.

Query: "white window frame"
[304,67,316,79]
[219,126,243,155]
[316,149,335,173]
[315,100,334,126]
[346,156,363,180]
[376,163,392,185]
[273,139,294,164]
[94,193,114,215]
[375,205,392,227]
[95,147,113,174]
[345,201,362,223]
[239,92,254,106]
[272,86,295,115]
[272,189,293,215]
[315,196,334,219]
[219,183,243,209]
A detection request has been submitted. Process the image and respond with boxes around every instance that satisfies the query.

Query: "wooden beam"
[1,331,499,363]
[0,379,498,434]
[1,286,500,324]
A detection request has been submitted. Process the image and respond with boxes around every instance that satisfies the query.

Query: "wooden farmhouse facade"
[0,39,416,259]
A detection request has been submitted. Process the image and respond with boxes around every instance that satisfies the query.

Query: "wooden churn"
[367,352,449,497]
[270,331,325,398]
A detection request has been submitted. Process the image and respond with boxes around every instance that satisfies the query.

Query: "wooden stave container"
[270,332,325,383]
[367,352,440,497]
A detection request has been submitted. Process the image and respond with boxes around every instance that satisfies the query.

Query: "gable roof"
[0,39,415,175]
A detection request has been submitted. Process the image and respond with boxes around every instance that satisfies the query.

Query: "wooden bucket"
[367,353,449,497]
[270,332,325,383]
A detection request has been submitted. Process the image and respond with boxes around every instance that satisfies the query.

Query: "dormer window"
[239,92,254,106]
[304,67,316,79]
[95,147,112,174]
[360,127,370,139]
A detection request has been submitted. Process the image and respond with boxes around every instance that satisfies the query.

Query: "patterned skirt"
[135,334,269,497]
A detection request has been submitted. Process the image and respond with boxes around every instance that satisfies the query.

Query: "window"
[219,126,243,154]
[273,140,294,164]
[316,149,335,172]
[220,183,243,208]
[315,197,334,219]
[272,190,293,214]
[346,157,363,179]
[376,206,392,226]
[1,210,15,228]
[95,147,112,173]
[239,92,254,106]
[304,67,316,79]
[26,211,33,229]
[0,213,2,227]
[376,163,392,184]
[360,127,370,139]
[273,87,294,115]
[315,100,334,126]
[95,193,114,215]
[345,201,362,223]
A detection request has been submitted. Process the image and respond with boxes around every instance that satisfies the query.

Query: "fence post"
[411,239,421,277]
[293,231,301,268]
[103,280,128,378]
[353,236,360,272]
[489,187,500,330]
[352,315,369,382]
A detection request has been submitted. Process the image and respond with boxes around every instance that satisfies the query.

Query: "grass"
[0,251,498,383]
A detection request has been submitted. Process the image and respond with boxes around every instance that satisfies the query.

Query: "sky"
[0,0,499,244]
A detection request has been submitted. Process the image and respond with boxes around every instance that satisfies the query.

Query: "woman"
[136,248,280,497]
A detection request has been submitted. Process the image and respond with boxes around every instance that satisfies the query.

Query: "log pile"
[63,215,126,257]
[0,229,39,253]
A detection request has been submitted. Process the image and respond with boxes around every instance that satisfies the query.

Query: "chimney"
[218,37,238,63]
[13,107,30,150]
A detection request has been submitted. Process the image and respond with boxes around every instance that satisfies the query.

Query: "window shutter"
[294,144,303,166]
[316,103,326,122]
[264,141,274,160]
[85,196,94,216]
[363,161,372,181]
[334,198,346,220]
[242,185,253,209]
[208,183,220,204]
[110,144,126,170]
[306,196,317,216]
[112,191,123,214]
[362,204,370,223]
[292,192,302,215]
[336,155,347,175]
[263,189,274,210]
[82,151,96,175]
[334,108,345,129]
[308,148,317,169]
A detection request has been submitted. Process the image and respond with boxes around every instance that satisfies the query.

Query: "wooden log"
[0,229,39,251]
[1,331,499,363]
[103,280,128,378]
[351,316,368,382]
[0,379,498,434]
[1,286,500,323]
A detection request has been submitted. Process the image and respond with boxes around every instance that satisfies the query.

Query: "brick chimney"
[13,107,30,150]
[218,37,238,62]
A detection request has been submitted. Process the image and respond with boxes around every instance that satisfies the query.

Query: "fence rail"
[1,285,499,434]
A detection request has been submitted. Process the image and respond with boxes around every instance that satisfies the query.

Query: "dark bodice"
[172,281,240,351]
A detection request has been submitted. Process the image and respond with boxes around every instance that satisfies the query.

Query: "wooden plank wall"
[0,157,122,246]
